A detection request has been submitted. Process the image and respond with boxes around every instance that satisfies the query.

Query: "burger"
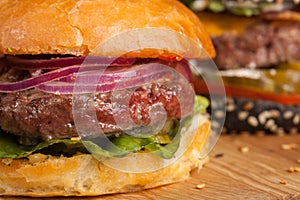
[0,0,216,197]
[184,0,300,134]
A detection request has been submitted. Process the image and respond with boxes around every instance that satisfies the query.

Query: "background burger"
[183,0,300,134]
[0,0,216,197]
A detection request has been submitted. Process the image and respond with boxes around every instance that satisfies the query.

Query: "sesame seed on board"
[195,184,206,190]
[287,167,300,173]
[279,180,287,185]
[281,143,298,150]
[239,146,250,153]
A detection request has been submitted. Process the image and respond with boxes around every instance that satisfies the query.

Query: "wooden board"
[2,134,300,200]
[95,134,300,200]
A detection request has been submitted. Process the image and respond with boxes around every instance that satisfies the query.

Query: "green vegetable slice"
[208,0,225,13]
[0,133,127,159]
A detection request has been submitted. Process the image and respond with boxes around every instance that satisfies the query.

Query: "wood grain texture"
[2,134,300,200]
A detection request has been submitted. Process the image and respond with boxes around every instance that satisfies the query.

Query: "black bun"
[210,96,300,135]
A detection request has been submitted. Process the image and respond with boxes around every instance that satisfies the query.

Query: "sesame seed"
[238,111,249,121]
[281,143,298,150]
[287,166,300,173]
[269,110,280,118]
[215,110,225,119]
[283,110,293,119]
[279,180,287,185]
[287,167,295,173]
[239,146,250,153]
[248,116,259,127]
[297,159,300,164]
[265,119,275,129]
[281,144,290,150]
[227,96,234,105]
[191,0,208,11]
[258,112,268,125]
[270,125,278,133]
[212,121,220,129]
[211,100,217,109]
[259,110,280,125]
[226,104,236,112]
[243,102,254,111]
[196,183,206,190]
[293,114,300,125]
[294,167,300,172]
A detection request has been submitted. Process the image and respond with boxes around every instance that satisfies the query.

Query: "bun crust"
[0,0,215,59]
[0,116,210,197]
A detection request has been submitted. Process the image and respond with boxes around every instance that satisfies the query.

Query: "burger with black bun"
[184,0,300,134]
[0,0,217,197]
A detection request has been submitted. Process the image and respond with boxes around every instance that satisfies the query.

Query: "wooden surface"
[94,134,300,200]
[3,134,300,200]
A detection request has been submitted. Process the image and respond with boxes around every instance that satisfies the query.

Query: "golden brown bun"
[0,0,215,59]
[0,115,210,197]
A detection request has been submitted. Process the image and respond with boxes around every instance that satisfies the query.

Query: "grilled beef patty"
[213,21,300,69]
[0,81,192,145]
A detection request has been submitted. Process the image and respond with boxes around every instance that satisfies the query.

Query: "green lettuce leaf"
[0,133,128,159]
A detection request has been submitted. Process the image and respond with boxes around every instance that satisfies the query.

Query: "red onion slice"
[0,62,179,93]
[59,63,167,83]
[5,56,136,69]
[0,56,193,94]
[175,59,193,83]
[0,64,115,92]
[0,65,79,92]
[37,69,175,94]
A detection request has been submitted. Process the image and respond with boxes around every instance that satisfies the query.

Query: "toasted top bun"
[0,0,215,59]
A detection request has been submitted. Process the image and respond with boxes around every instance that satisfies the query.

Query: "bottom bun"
[0,115,210,197]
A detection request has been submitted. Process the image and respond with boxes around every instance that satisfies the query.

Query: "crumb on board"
[214,153,224,158]
[239,146,250,153]
[196,184,206,190]
[287,167,295,173]
[287,167,300,173]
[281,143,298,150]
[279,180,287,185]
[295,167,300,172]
